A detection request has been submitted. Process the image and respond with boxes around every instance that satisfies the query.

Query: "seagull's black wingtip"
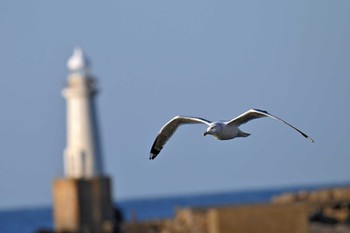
[149,136,162,160]
[306,135,315,143]
[149,151,159,160]
[149,147,161,160]
[300,132,314,143]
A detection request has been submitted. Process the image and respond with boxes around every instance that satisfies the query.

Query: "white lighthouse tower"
[63,48,103,178]
[53,48,116,233]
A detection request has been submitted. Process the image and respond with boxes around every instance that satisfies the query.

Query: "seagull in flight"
[150,109,314,160]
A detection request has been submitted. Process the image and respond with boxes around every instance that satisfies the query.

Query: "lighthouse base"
[53,177,117,233]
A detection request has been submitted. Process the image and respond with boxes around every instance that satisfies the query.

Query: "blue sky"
[0,0,349,209]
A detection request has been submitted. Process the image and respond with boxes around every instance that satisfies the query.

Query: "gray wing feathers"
[150,116,211,159]
[227,109,269,126]
[228,109,314,143]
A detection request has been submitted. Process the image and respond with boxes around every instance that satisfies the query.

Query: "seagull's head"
[204,124,218,136]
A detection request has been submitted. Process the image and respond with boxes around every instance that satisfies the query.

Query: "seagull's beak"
[203,131,208,136]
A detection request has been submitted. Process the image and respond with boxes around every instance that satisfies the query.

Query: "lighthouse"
[53,48,116,233]
[63,48,103,178]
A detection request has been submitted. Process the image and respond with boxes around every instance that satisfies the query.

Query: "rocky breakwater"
[272,187,350,233]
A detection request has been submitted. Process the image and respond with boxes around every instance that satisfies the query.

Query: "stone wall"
[123,203,309,233]
[122,187,350,233]
[203,203,309,233]
[53,177,116,233]
[272,188,350,204]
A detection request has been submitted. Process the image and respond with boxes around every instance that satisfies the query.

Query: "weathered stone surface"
[332,188,350,202]
[53,177,116,233]
[122,203,309,233]
[309,190,333,203]
[121,187,350,233]
[310,223,350,233]
[161,209,207,233]
[272,192,298,203]
[203,203,309,233]
[272,187,350,204]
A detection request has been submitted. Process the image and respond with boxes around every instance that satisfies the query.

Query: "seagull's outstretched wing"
[150,116,211,160]
[227,109,314,143]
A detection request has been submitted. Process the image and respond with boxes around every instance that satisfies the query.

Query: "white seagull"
[150,109,314,160]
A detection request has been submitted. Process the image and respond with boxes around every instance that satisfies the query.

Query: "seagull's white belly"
[215,125,239,140]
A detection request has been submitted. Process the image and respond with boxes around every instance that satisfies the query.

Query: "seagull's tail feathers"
[238,130,250,138]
